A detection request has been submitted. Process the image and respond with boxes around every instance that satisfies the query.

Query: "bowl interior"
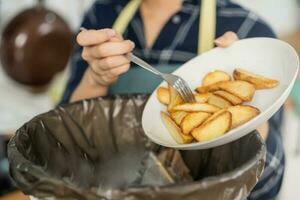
[142,38,299,149]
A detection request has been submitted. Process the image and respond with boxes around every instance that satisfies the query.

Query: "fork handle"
[127,53,162,76]
[80,27,162,77]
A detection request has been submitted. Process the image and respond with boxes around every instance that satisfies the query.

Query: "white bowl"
[142,38,299,150]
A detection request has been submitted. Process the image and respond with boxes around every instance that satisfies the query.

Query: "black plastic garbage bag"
[8,95,266,200]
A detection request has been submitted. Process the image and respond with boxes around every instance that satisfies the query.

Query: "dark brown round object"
[0,6,74,86]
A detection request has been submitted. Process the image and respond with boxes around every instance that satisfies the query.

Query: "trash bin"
[8,95,266,200]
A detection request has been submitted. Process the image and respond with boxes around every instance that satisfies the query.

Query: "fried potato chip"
[213,90,243,105]
[191,110,231,142]
[197,81,255,101]
[194,93,212,103]
[196,81,224,93]
[171,111,188,125]
[227,105,260,128]
[218,81,256,101]
[157,87,210,105]
[181,112,211,135]
[161,112,194,144]
[202,70,231,86]
[202,109,226,122]
[233,68,279,89]
[157,87,170,105]
[207,94,232,109]
[172,103,220,113]
[168,87,183,111]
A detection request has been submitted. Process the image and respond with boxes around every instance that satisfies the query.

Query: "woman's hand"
[214,31,239,48]
[70,29,135,102]
[77,29,134,86]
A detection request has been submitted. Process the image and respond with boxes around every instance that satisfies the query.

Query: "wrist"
[70,68,108,103]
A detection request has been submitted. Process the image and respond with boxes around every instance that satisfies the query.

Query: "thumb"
[214,31,239,48]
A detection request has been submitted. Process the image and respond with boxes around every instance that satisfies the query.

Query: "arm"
[68,29,134,103]
[60,2,135,105]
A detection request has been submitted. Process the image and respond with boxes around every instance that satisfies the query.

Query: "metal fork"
[127,53,196,103]
[80,27,195,103]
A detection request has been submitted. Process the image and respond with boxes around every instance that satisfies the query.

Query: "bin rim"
[8,95,267,195]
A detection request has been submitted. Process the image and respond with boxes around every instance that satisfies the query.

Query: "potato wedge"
[218,81,256,101]
[197,81,255,101]
[194,93,212,103]
[202,108,227,122]
[157,87,170,105]
[172,103,220,113]
[191,110,231,142]
[227,105,260,128]
[207,94,232,109]
[171,111,188,125]
[196,81,224,93]
[202,70,231,86]
[157,87,209,105]
[213,90,243,105]
[161,112,194,144]
[233,68,279,89]
[181,112,211,135]
[168,87,183,111]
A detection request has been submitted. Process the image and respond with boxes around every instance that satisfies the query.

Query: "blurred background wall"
[0,0,94,31]
[234,0,300,36]
[1,0,299,36]
[0,0,93,134]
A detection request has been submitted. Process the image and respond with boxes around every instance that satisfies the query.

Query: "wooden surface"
[0,191,29,200]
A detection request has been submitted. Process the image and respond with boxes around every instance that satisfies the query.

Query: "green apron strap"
[112,0,141,34]
[198,0,217,54]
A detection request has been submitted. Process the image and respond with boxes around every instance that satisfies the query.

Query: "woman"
[61,0,284,199]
